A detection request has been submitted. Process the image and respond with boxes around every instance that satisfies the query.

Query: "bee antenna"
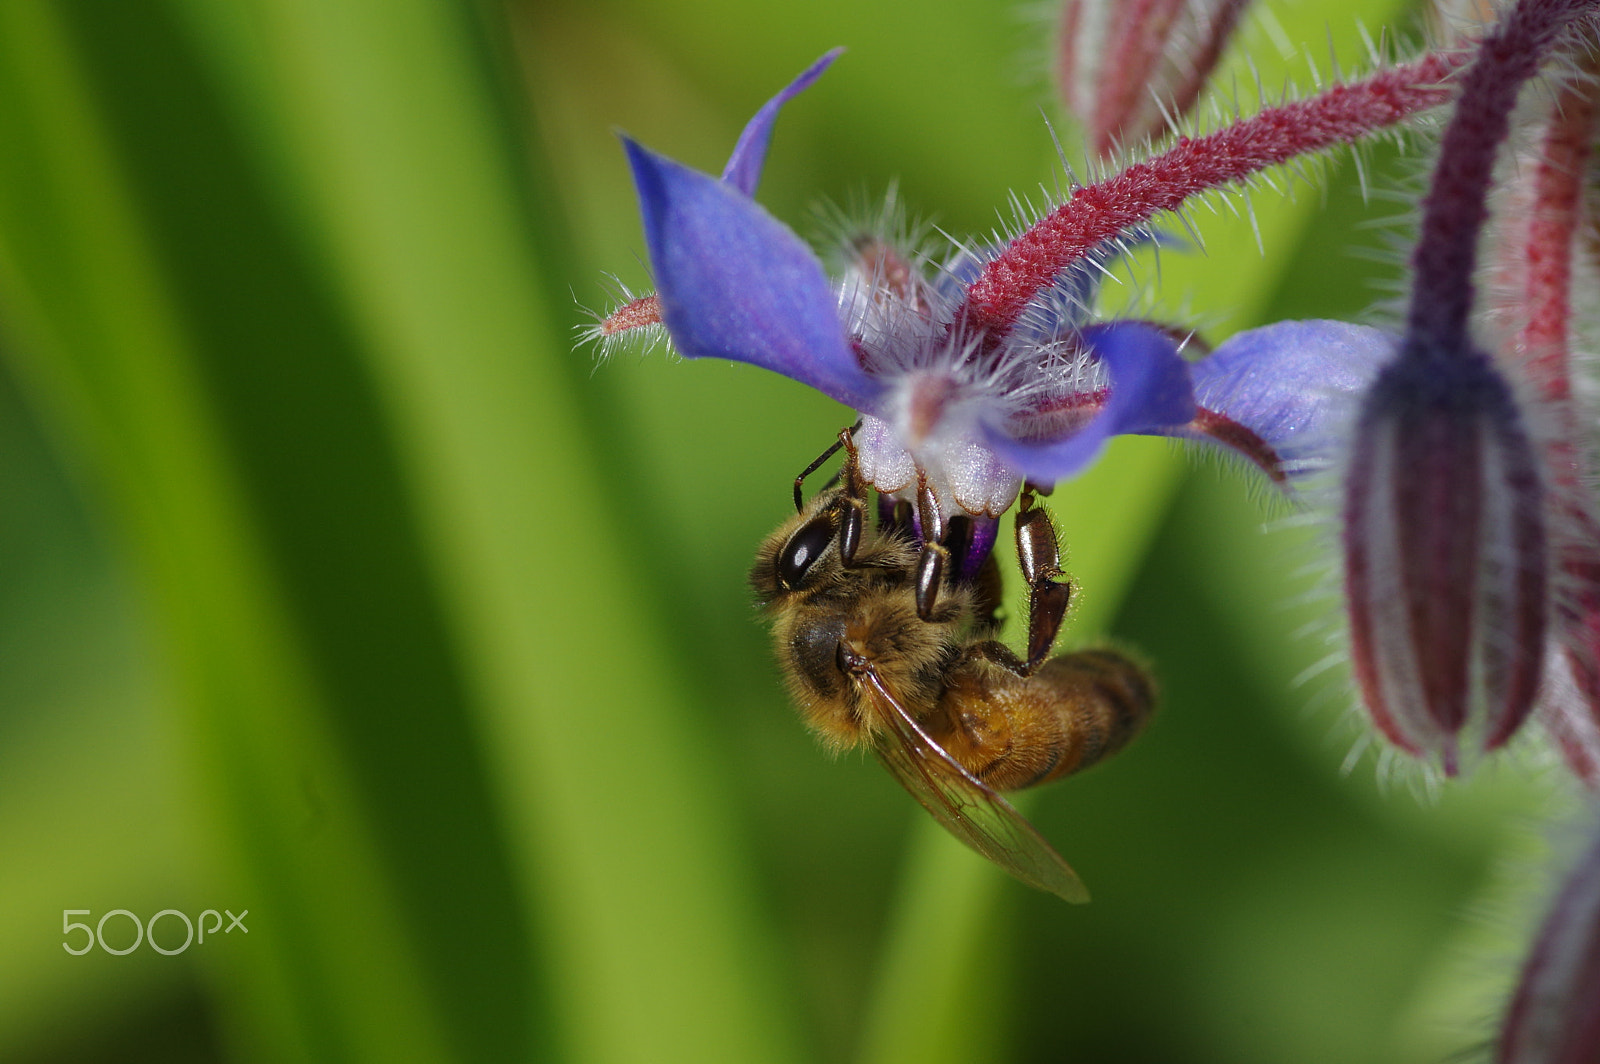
[793,420,863,512]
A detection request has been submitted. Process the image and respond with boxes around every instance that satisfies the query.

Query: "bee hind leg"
[961,638,1029,675]
[1015,489,1071,675]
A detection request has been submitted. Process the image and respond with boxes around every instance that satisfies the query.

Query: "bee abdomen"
[953,648,1155,792]
[1044,649,1154,778]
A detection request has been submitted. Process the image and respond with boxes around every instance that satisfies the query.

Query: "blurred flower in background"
[1056,0,1256,159]
[1498,823,1600,1064]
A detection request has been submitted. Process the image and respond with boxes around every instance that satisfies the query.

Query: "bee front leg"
[834,425,869,567]
[838,479,867,569]
[1015,489,1071,675]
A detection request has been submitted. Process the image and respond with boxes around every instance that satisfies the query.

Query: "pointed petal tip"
[622,136,885,413]
[720,48,847,196]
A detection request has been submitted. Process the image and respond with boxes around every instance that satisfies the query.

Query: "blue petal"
[981,321,1196,481]
[721,49,843,196]
[1185,319,1399,471]
[624,138,885,412]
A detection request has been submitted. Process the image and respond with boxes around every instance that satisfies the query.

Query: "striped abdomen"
[932,648,1156,793]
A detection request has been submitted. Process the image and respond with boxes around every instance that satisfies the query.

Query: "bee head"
[750,492,846,606]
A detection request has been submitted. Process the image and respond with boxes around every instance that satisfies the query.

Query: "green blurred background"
[0,0,1576,1061]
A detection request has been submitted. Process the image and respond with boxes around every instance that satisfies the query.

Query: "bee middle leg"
[911,473,950,622]
[909,477,998,624]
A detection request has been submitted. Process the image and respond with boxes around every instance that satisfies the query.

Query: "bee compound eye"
[777,513,838,589]
[790,615,849,697]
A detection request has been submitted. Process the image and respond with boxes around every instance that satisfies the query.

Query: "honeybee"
[751,428,1155,902]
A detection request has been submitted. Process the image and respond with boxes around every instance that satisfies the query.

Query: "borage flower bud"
[1056,0,1254,158]
[1342,348,1547,775]
[1497,823,1600,1063]
[1338,0,1600,774]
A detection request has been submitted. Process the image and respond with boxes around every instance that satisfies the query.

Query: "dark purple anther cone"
[875,496,1000,585]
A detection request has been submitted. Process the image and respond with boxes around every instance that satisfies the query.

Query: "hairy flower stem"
[1409,0,1599,356]
[1521,73,1594,402]
[600,293,661,335]
[1520,59,1597,513]
[959,50,1468,344]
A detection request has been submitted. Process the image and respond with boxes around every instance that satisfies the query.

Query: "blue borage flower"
[604,50,1414,570]
[612,51,1399,513]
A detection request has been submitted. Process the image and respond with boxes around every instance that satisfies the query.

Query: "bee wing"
[857,665,1091,903]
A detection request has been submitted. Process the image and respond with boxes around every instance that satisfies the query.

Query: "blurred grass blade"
[174,0,802,1059]
[0,1,799,1062]
[0,5,480,1061]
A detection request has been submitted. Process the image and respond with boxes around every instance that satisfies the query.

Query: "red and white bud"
[1342,352,1549,775]
[1340,0,1600,777]
[1056,0,1253,158]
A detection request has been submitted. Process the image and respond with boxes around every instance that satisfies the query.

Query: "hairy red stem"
[600,293,662,335]
[1521,65,1594,402]
[960,49,1467,342]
